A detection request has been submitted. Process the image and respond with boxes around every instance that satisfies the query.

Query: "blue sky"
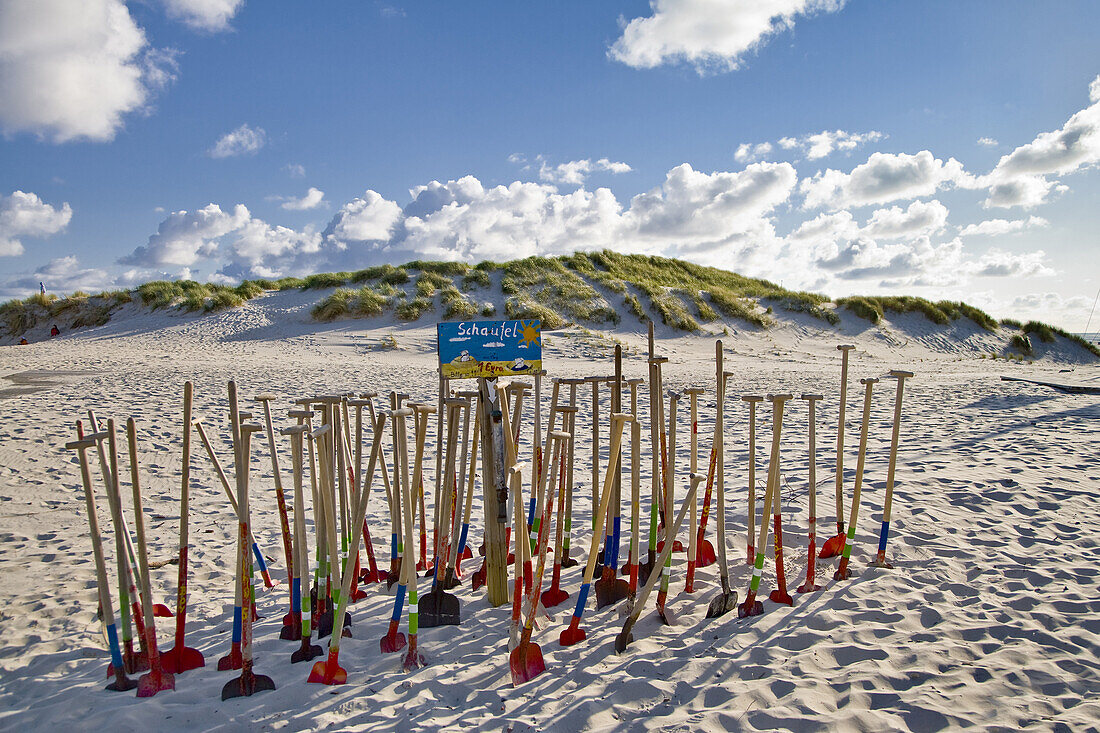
[2,1,1098,329]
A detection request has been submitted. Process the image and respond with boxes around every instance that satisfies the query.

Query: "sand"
[0,290,1098,731]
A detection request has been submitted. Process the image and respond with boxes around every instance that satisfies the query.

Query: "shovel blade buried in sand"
[316,610,352,639]
[291,641,323,664]
[594,568,630,610]
[137,668,175,698]
[222,669,277,699]
[308,654,348,685]
[819,533,845,559]
[402,648,426,672]
[216,644,242,671]
[695,539,716,568]
[153,604,174,618]
[418,589,460,627]
[706,590,739,619]
[614,621,635,654]
[541,585,569,609]
[509,642,547,686]
[161,644,205,674]
[106,674,137,692]
[280,617,303,641]
[380,631,408,654]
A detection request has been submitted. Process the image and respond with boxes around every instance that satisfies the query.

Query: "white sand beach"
[0,291,1098,732]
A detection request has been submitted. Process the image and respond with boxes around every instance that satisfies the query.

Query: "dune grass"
[838,295,996,331]
[2,252,1096,362]
[396,296,434,321]
[1009,334,1033,355]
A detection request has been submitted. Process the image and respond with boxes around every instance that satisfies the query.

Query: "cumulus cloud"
[225,219,321,278]
[958,216,1049,238]
[0,0,176,142]
[1005,291,1093,328]
[277,187,325,211]
[538,158,632,185]
[777,129,884,160]
[734,142,772,163]
[208,124,266,158]
[395,177,624,264]
[326,191,403,243]
[0,191,73,256]
[860,200,948,240]
[800,150,975,210]
[92,160,1056,300]
[982,175,1058,209]
[624,162,797,255]
[0,256,112,299]
[120,203,250,267]
[161,0,244,31]
[983,74,1100,208]
[977,137,998,147]
[609,0,846,73]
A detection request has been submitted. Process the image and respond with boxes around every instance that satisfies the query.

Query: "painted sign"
[437,319,542,379]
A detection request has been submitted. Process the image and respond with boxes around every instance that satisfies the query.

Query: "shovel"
[510,432,567,685]
[616,474,701,653]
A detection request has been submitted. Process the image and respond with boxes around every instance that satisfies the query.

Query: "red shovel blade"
[655,540,684,553]
[540,586,569,608]
[307,654,347,685]
[161,645,205,674]
[360,568,386,584]
[768,589,793,606]
[380,631,407,654]
[153,604,174,618]
[509,642,546,686]
[558,622,586,647]
[216,644,242,671]
[402,646,426,672]
[471,562,486,592]
[695,540,717,568]
[460,546,473,560]
[819,534,845,559]
[136,668,175,697]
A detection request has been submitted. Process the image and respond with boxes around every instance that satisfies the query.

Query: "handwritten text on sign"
[437,319,542,379]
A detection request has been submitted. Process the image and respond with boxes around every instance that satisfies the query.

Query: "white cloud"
[0,256,112,299]
[208,124,266,158]
[161,0,244,31]
[977,137,998,147]
[0,0,176,142]
[1003,291,1093,329]
[609,0,847,73]
[284,164,306,178]
[734,142,772,163]
[787,210,857,244]
[538,158,632,185]
[983,74,1100,208]
[278,187,325,211]
[982,175,1057,209]
[958,216,1048,238]
[227,219,321,278]
[0,191,73,256]
[800,150,975,210]
[327,191,403,243]
[778,129,884,160]
[624,162,797,255]
[860,200,948,240]
[396,177,624,263]
[120,203,250,267]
